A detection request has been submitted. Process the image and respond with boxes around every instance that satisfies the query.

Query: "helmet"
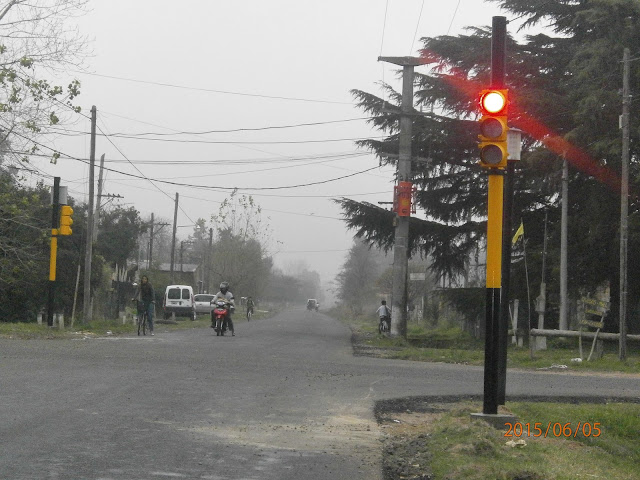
[219,281,229,294]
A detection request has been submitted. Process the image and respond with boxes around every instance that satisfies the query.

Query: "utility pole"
[170,192,179,284]
[619,47,630,360]
[535,209,549,350]
[148,212,154,268]
[147,215,170,268]
[82,105,96,324]
[378,55,428,338]
[93,153,105,242]
[559,156,568,331]
[206,227,213,293]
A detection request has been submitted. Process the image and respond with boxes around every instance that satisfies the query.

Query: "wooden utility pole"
[378,55,428,338]
[148,212,155,267]
[206,227,213,293]
[93,153,105,242]
[82,105,96,324]
[619,47,630,360]
[170,193,179,284]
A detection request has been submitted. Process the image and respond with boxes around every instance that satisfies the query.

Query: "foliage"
[0,0,88,166]
[342,0,640,332]
[95,206,146,267]
[0,174,49,320]
[334,240,387,315]
[208,193,273,299]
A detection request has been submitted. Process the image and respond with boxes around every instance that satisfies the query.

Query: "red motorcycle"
[211,299,231,336]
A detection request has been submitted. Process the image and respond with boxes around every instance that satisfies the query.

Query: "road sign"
[580,319,605,329]
[409,273,426,281]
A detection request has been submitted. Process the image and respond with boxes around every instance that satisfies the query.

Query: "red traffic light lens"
[480,91,506,114]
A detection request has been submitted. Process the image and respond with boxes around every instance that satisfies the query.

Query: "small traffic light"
[478,89,508,168]
[59,205,73,235]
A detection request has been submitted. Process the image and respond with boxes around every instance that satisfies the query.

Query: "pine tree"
[340,0,640,331]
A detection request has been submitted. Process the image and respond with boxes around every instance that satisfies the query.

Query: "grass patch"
[339,311,640,374]
[0,306,274,339]
[382,401,640,480]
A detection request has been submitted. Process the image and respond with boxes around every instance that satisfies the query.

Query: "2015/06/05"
[505,422,602,438]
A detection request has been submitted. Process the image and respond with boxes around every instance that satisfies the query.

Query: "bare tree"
[0,0,89,166]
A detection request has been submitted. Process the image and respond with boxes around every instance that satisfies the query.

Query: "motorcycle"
[211,299,231,336]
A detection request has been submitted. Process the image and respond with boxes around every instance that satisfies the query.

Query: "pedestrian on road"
[133,275,155,335]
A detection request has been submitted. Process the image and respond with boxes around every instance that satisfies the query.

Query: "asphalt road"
[2,308,639,479]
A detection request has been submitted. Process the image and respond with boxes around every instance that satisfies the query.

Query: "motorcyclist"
[212,281,235,336]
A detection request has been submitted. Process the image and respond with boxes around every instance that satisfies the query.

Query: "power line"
[49,117,373,137]
[96,120,198,226]
[446,0,463,35]
[380,0,390,57]
[8,129,385,192]
[4,148,369,166]
[76,71,353,105]
[85,133,387,145]
[410,0,425,54]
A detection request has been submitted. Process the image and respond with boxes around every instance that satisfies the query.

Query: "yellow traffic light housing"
[478,89,508,168]
[59,205,73,236]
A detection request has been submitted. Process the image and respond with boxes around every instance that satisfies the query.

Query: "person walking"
[133,275,155,335]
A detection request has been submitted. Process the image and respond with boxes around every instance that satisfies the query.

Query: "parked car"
[163,285,196,320]
[194,294,215,315]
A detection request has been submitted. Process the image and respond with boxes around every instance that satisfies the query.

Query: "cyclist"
[133,275,155,335]
[246,296,255,317]
[376,300,391,333]
[213,281,235,336]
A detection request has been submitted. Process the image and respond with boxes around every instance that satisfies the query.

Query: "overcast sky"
[32,0,508,285]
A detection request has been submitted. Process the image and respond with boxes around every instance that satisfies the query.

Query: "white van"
[163,285,196,321]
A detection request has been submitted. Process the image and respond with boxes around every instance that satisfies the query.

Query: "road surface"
[2,308,639,479]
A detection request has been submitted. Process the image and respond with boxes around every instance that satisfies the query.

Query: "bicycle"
[246,307,253,322]
[135,301,148,336]
[378,315,390,334]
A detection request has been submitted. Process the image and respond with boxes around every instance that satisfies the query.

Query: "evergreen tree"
[339,0,640,331]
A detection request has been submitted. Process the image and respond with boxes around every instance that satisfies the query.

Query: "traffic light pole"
[47,177,61,327]
[483,172,504,414]
[484,16,507,415]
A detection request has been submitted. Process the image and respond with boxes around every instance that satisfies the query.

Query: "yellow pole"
[49,230,58,282]
[483,172,504,415]
[486,174,503,288]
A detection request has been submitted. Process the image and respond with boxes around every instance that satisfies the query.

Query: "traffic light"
[59,205,73,236]
[478,89,508,168]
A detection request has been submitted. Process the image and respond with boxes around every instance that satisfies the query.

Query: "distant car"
[194,294,215,315]
[163,285,196,321]
[307,299,319,311]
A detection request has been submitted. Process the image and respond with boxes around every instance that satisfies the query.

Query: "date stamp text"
[504,422,602,438]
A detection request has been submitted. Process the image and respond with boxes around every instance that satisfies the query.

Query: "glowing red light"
[481,91,506,114]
